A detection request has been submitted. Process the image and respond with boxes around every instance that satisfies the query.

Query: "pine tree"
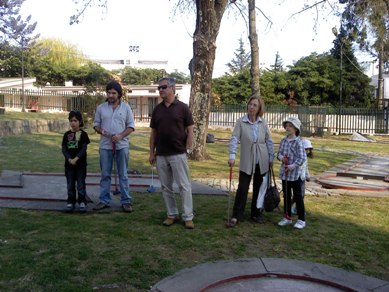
[270,52,284,72]
[0,0,38,44]
[342,0,389,107]
[226,38,251,75]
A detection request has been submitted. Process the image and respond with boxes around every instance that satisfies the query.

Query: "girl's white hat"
[282,116,301,131]
[303,139,313,149]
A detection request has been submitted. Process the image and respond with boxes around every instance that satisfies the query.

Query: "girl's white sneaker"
[294,220,306,229]
[278,217,292,226]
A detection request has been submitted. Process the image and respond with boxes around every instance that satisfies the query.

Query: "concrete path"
[0,171,227,212]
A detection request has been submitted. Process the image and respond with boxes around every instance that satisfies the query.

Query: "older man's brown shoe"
[185,220,195,229]
[163,217,177,226]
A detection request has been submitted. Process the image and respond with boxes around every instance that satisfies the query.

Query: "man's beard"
[108,98,119,104]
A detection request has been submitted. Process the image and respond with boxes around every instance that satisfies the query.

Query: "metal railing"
[0,89,104,113]
[208,104,388,135]
[0,89,387,135]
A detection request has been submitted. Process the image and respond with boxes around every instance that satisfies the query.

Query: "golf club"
[112,141,121,196]
[147,164,156,193]
[227,166,232,222]
[284,154,289,219]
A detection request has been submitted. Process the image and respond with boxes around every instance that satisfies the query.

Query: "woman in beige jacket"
[227,95,274,227]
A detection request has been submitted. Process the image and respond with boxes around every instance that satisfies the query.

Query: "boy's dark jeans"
[65,166,87,205]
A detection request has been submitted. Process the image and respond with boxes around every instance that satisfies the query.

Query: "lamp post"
[332,26,343,134]
[21,37,25,112]
[15,31,39,112]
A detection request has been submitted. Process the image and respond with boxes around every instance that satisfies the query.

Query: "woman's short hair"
[247,95,265,118]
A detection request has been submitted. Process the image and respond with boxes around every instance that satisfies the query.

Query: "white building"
[91,58,169,72]
[0,77,191,113]
[370,74,389,108]
[370,74,389,98]
[0,77,36,90]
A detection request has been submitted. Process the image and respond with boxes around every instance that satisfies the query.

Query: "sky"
[20,0,374,78]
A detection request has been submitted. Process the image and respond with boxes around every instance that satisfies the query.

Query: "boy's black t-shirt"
[62,130,90,167]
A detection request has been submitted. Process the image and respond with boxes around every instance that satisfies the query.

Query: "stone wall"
[0,119,69,137]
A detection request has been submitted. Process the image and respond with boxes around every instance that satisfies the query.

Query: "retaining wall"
[0,120,69,137]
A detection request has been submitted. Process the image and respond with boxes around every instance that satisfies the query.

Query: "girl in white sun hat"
[292,138,313,215]
[277,116,307,229]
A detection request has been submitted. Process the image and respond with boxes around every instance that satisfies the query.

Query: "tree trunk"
[248,0,260,96]
[189,0,228,160]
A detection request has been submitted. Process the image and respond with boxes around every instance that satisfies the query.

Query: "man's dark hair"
[106,81,123,98]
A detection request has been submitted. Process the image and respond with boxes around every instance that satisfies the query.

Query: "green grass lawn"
[0,127,370,176]
[1,195,388,291]
[0,111,69,121]
[0,117,389,291]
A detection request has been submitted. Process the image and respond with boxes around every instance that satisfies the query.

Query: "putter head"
[147,185,156,193]
[112,190,121,195]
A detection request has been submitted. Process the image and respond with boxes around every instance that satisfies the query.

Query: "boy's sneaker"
[122,203,133,213]
[79,202,86,212]
[66,203,74,212]
[93,202,110,211]
[278,217,292,226]
[294,220,306,229]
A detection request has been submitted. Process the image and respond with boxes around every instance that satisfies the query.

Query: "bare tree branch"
[230,0,248,29]
[255,6,273,30]
[285,0,339,37]
[288,0,326,19]
[70,0,108,25]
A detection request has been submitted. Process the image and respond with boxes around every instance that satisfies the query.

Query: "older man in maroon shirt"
[149,77,195,229]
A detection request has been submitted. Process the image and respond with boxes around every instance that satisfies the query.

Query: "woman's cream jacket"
[230,116,274,175]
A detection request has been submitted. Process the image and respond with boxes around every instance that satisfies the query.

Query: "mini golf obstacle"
[316,155,389,192]
[0,170,24,188]
[151,258,389,291]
